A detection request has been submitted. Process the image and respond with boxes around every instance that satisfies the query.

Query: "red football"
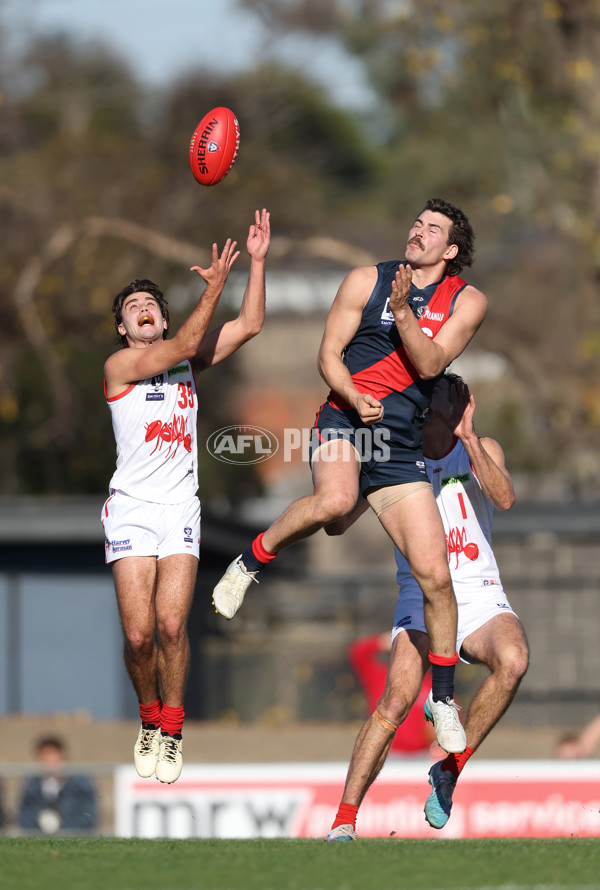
[189,107,240,186]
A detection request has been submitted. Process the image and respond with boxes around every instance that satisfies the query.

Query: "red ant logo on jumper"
[145,414,192,458]
[447,526,479,568]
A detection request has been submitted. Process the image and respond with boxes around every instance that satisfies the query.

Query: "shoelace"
[238,561,259,584]
[160,737,180,763]
[437,698,462,730]
[228,563,259,597]
[138,728,159,754]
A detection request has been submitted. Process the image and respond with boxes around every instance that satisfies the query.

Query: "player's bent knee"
[418,574,454,605]
[377,690,413,726]
[496,643,529,686]
[508,646,530,683]
[315,492,357,524]
[372,708,400,733]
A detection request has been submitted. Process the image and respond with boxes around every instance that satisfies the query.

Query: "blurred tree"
[0,28,378,498]
[3,3,600,497]
[239,0,600,494]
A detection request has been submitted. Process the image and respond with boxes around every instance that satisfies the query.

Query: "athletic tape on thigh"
[366,481,432,517]
[372,708,399,733]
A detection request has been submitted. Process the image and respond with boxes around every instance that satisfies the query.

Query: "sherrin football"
[189,107,240,186]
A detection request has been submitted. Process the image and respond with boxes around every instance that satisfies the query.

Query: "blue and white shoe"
[424,761,457,829]
[324,823,357,842]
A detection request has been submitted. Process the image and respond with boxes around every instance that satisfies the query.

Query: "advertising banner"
[114,761,600,839]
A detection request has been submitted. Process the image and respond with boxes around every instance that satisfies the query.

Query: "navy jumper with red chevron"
[311,261,467,494]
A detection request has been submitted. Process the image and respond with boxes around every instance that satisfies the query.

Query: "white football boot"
[325,824,357,842]
[155,734,183,784]
[424,691,466,753]
[133,725,161,778]
[212,556,259,619]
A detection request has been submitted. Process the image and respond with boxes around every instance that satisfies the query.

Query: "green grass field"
[0,837,599,890]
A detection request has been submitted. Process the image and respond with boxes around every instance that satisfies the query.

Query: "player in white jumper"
[102,209,270,783]
[326,373,529,839]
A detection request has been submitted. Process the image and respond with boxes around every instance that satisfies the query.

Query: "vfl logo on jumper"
[447,526,479,569]
[145,414,192,457]
[207,426,279,465]
[146,374,165,402]
[380,297,395,327]
[183,526,193,544]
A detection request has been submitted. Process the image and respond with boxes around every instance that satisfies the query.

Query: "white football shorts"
[391,582,518,665]
[102,490,200,563]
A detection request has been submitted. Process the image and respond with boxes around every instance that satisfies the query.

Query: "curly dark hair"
[422,198,475,276]
[111,279,170,348]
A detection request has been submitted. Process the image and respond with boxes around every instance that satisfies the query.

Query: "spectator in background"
[557,715,600,759]
[348,632,435,757]
[17,736,97,835]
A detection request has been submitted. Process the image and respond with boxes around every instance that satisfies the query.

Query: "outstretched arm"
[194,209,270,370]
[104,238,239,394]
[437,379,515,511]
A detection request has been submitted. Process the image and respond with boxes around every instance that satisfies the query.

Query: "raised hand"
[389,264,413,315]
[190,238,240,289]
[247,208,271,261]
[435,378,476,440]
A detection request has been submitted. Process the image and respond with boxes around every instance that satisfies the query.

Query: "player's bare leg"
[377,489,465,753]
[153,553,198,783]
[213,440,360,619]
[341,631,429,806]
[155,555,197,705]
[460,613,529,748]
[425,613,529,828]
[113,556,160,702]
[379,489,456,656]
[113,556,162,777]
[326,631,428,841]
[262,439,361,551]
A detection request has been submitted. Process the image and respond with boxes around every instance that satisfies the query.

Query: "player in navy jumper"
[213,199,487,753]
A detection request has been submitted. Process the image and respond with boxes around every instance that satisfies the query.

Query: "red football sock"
[252,532,278,563]
[139,698,162,728]
[428,651,459,667]
[441,746,475,779]
[331,802,359,831]
[161,703,185,737]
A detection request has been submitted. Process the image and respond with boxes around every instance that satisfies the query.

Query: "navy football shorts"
[310,401,428,495]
